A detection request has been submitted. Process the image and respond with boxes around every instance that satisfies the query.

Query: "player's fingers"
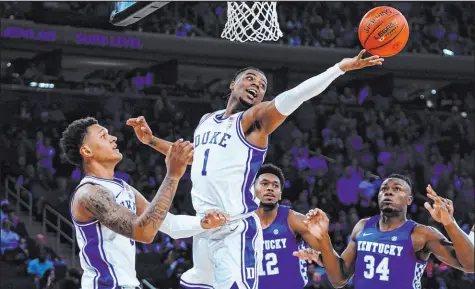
[426,184,438,196]
[424,202,434,213]
[126,118,136,126]
[136,116,145,123]
[357,49,366,59]
[365,55,381,61]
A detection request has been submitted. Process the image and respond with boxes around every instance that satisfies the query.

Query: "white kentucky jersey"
[191,109,267,217]
[70,175,140,289]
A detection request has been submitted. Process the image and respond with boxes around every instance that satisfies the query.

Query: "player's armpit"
[421,225,474,273]
[241,100,287,137]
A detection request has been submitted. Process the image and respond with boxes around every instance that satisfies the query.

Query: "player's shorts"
[180,212,263,289]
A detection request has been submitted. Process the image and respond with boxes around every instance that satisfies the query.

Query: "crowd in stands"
[1,73,473,288]
[1,1,474,55]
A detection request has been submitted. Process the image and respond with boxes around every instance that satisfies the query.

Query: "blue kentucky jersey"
[259,206,308,289]
[354,215,427,289]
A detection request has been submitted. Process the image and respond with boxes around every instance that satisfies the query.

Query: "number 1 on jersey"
[202,149,210,176]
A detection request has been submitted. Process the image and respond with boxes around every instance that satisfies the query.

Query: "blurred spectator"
[0,218,19,256]
[27,253,54,280]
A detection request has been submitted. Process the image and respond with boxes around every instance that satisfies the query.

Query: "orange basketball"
[358,6,409,57]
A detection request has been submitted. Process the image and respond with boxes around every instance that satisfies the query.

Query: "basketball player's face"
[378,178,412,214]
[81,124,122,164]
[255,173,282,205]
[230,70,267,107]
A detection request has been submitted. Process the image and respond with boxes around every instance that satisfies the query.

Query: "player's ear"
[80,145,93,158]
[229,81,236,91]
[407,193,413,206]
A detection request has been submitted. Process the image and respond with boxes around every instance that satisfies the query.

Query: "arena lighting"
[461,112,467,118]
[442,49,454,56]
[30,82,54,89]
[431,89,436,94]
[6,62,11,67]
[426,100,434,108]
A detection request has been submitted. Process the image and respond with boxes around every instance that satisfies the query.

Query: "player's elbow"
[133,229,156,244]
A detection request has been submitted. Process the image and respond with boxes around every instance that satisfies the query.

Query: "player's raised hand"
[201,209,229,229]
[126,116,154,145]
[424,184,455,226]
[165,139,193,180]
[293,248,324,266]
[304,208,329,240]
[339,49,384,72]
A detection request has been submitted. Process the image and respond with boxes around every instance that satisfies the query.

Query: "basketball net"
[221,2,283,43]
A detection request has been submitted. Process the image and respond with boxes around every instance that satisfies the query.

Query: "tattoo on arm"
[136,177,179,230]
[77,185,136,238]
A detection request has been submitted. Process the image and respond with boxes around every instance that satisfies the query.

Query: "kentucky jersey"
[354,215,427,289]
[191,109,267,217]
[70,175,139,289]
[259,206,308,289]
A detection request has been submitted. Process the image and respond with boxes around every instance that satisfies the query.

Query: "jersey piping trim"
[236,112,267,152]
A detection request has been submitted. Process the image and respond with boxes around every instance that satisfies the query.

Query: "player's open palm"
[165,139,193,179]
[304,208,329,240]
[339,49,384,72]
[424,184,454,226]
[126,116,153,145]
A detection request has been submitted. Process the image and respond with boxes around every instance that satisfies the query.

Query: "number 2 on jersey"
[364,255,390,281]
[201,149,210,176]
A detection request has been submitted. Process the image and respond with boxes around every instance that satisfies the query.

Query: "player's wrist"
[442,217,457,227]
[147,136,157,146]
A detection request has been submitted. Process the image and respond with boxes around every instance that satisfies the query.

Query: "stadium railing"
[42,204,77,267]
[4,176,32,227]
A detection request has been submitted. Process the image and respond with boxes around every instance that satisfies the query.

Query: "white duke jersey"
[70,175,140,289]
[191,109,267,217]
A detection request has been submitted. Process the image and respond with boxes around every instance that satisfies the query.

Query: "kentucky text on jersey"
[353,215,427,289]
[264,238,287,250]
[357,241,403,257]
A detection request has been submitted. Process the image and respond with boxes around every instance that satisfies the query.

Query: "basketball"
[358,6,409,57]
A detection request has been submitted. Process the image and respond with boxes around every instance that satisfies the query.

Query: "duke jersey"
[70,175,140,289]
[191,109,267,217]
[259,206,308,289]
[354,215,427,289]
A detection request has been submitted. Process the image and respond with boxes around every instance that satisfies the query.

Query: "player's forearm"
[148,136,173,156]
[134,176,179,243]
[160,213,206,239]
[274,63,344,116]
[319,235,352,287]
[444,220,475,272]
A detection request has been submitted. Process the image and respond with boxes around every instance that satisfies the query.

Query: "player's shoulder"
[74,182,113,201]
[351,217,373,239]
[412,222,443,239]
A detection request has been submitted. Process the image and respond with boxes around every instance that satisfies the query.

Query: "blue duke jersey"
[191,110,267,217]
[259,206,308,289]
[70,176,140,289]
[354,215,427,289]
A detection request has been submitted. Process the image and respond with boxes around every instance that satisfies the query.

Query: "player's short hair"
[59,117,98,167]
[233,66,266,82]
[255,163,285,188]
[384,173,412,194]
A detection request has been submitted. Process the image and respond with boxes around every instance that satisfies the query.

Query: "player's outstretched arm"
[135,189,227,239]
[73,140,193,243]
[304,209,363,288]
[126,116,193,165]
[242,50,384,136]
[419,185,474,272]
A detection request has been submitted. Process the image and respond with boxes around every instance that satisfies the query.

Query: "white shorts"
[180,213,263,289]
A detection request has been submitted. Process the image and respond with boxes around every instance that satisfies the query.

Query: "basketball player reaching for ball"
[253,163,325,289]
[61,117,227,289]
[296,174,474,289]
[127,49,383,289]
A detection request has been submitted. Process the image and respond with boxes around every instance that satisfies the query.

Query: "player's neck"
[224,98,248,118]
[379,213,407,231]
[83,161,116,179]
[257,204,279,229]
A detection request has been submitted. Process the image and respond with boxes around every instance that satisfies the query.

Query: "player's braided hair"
[59,117,98,167]
[385,173,413,194]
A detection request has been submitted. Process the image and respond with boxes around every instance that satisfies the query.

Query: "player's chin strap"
[274,62,345,116]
